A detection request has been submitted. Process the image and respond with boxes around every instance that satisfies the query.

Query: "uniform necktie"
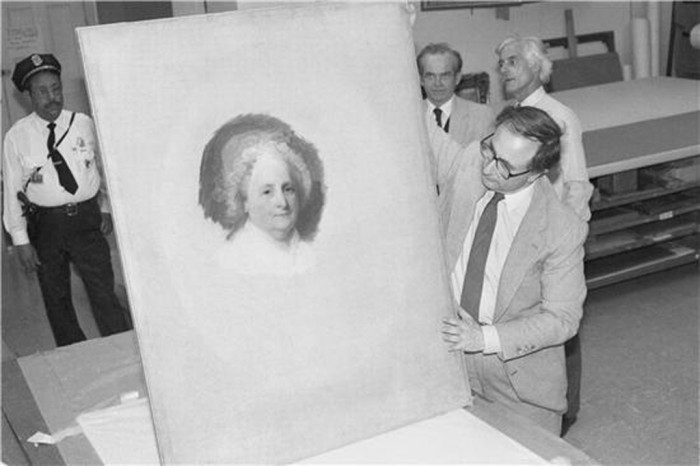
[433,107,443,128]
[47,122,78,194]
[460,192,504,321]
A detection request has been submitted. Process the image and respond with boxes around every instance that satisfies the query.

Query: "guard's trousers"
[30,197,131,347]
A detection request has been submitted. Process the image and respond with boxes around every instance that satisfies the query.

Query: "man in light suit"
[496,35,593,221]
[417,43,494,150]
[436,106,588,435]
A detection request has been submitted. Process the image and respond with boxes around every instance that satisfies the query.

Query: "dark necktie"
[47,122,78,194]
[460,192,505,321]
[433,107,443,128]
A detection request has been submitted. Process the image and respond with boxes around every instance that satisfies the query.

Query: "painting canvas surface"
[77,3,470,463]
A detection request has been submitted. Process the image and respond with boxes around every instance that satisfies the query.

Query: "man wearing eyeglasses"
[417,43,494,154]
[434,106,587,436]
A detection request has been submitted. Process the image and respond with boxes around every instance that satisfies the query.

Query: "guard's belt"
[34,196,97,217]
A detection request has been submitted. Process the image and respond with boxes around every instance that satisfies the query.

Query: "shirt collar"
[31,109,69,129]
[486,181,535,215]
[520,86,546,107]
[427,95,454,117]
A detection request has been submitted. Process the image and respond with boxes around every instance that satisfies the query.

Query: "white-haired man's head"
[496,35,553,102]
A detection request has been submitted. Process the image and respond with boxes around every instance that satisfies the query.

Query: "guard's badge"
[30,171,43,183]
[85,159,92,169]
[31,54,43,66]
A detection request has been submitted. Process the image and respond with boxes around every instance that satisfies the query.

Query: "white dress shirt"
[520,86,593,221]
[3,110,107,245]
[425,96,454,131]
[451,185,535,354]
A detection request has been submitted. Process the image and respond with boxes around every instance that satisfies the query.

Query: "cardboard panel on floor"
[77,3,469,463]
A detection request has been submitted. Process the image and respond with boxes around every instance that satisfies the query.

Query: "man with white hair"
[496,35,592,221]
[496,35,593,436]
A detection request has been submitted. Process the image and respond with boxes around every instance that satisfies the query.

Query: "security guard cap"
[12,53,62,92]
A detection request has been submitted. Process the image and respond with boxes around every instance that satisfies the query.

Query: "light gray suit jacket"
[436,139,588,412]
[447,95,495,147]
[425,95,495,147]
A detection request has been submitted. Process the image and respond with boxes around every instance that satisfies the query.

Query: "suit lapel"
[449,96,467,137]
[494,178,549,321]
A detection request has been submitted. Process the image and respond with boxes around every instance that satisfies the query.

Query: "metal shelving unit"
[584,157,700,289]
[552,77,700,290]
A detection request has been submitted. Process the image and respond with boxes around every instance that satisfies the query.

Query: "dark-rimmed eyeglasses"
[479,133,531,179]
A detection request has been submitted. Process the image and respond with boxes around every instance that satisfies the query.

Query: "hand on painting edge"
[403,1,417,27]
[441,307,485,353]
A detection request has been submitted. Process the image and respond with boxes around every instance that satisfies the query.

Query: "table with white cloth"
[2,331,596,465]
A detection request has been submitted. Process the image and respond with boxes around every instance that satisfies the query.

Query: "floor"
[564,263,699,465]
[2,233,128,358]
[2,240,698,464]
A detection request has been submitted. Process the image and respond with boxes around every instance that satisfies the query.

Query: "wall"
[2,2,99,128]
[95,1,172,23]
[413,1,672,103]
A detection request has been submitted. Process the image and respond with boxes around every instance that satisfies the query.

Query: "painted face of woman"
[244,151,300,242]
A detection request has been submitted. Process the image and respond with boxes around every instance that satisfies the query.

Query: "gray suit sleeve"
[495,219,588,361]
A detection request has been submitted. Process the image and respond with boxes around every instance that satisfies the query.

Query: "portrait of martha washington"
[198,114,326,275]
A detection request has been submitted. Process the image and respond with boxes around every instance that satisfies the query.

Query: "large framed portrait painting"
[77,3,469,463]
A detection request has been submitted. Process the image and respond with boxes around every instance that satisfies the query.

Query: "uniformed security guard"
[3,53,131,346]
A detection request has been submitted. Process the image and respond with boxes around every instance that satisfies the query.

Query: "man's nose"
[482,156,497,173]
